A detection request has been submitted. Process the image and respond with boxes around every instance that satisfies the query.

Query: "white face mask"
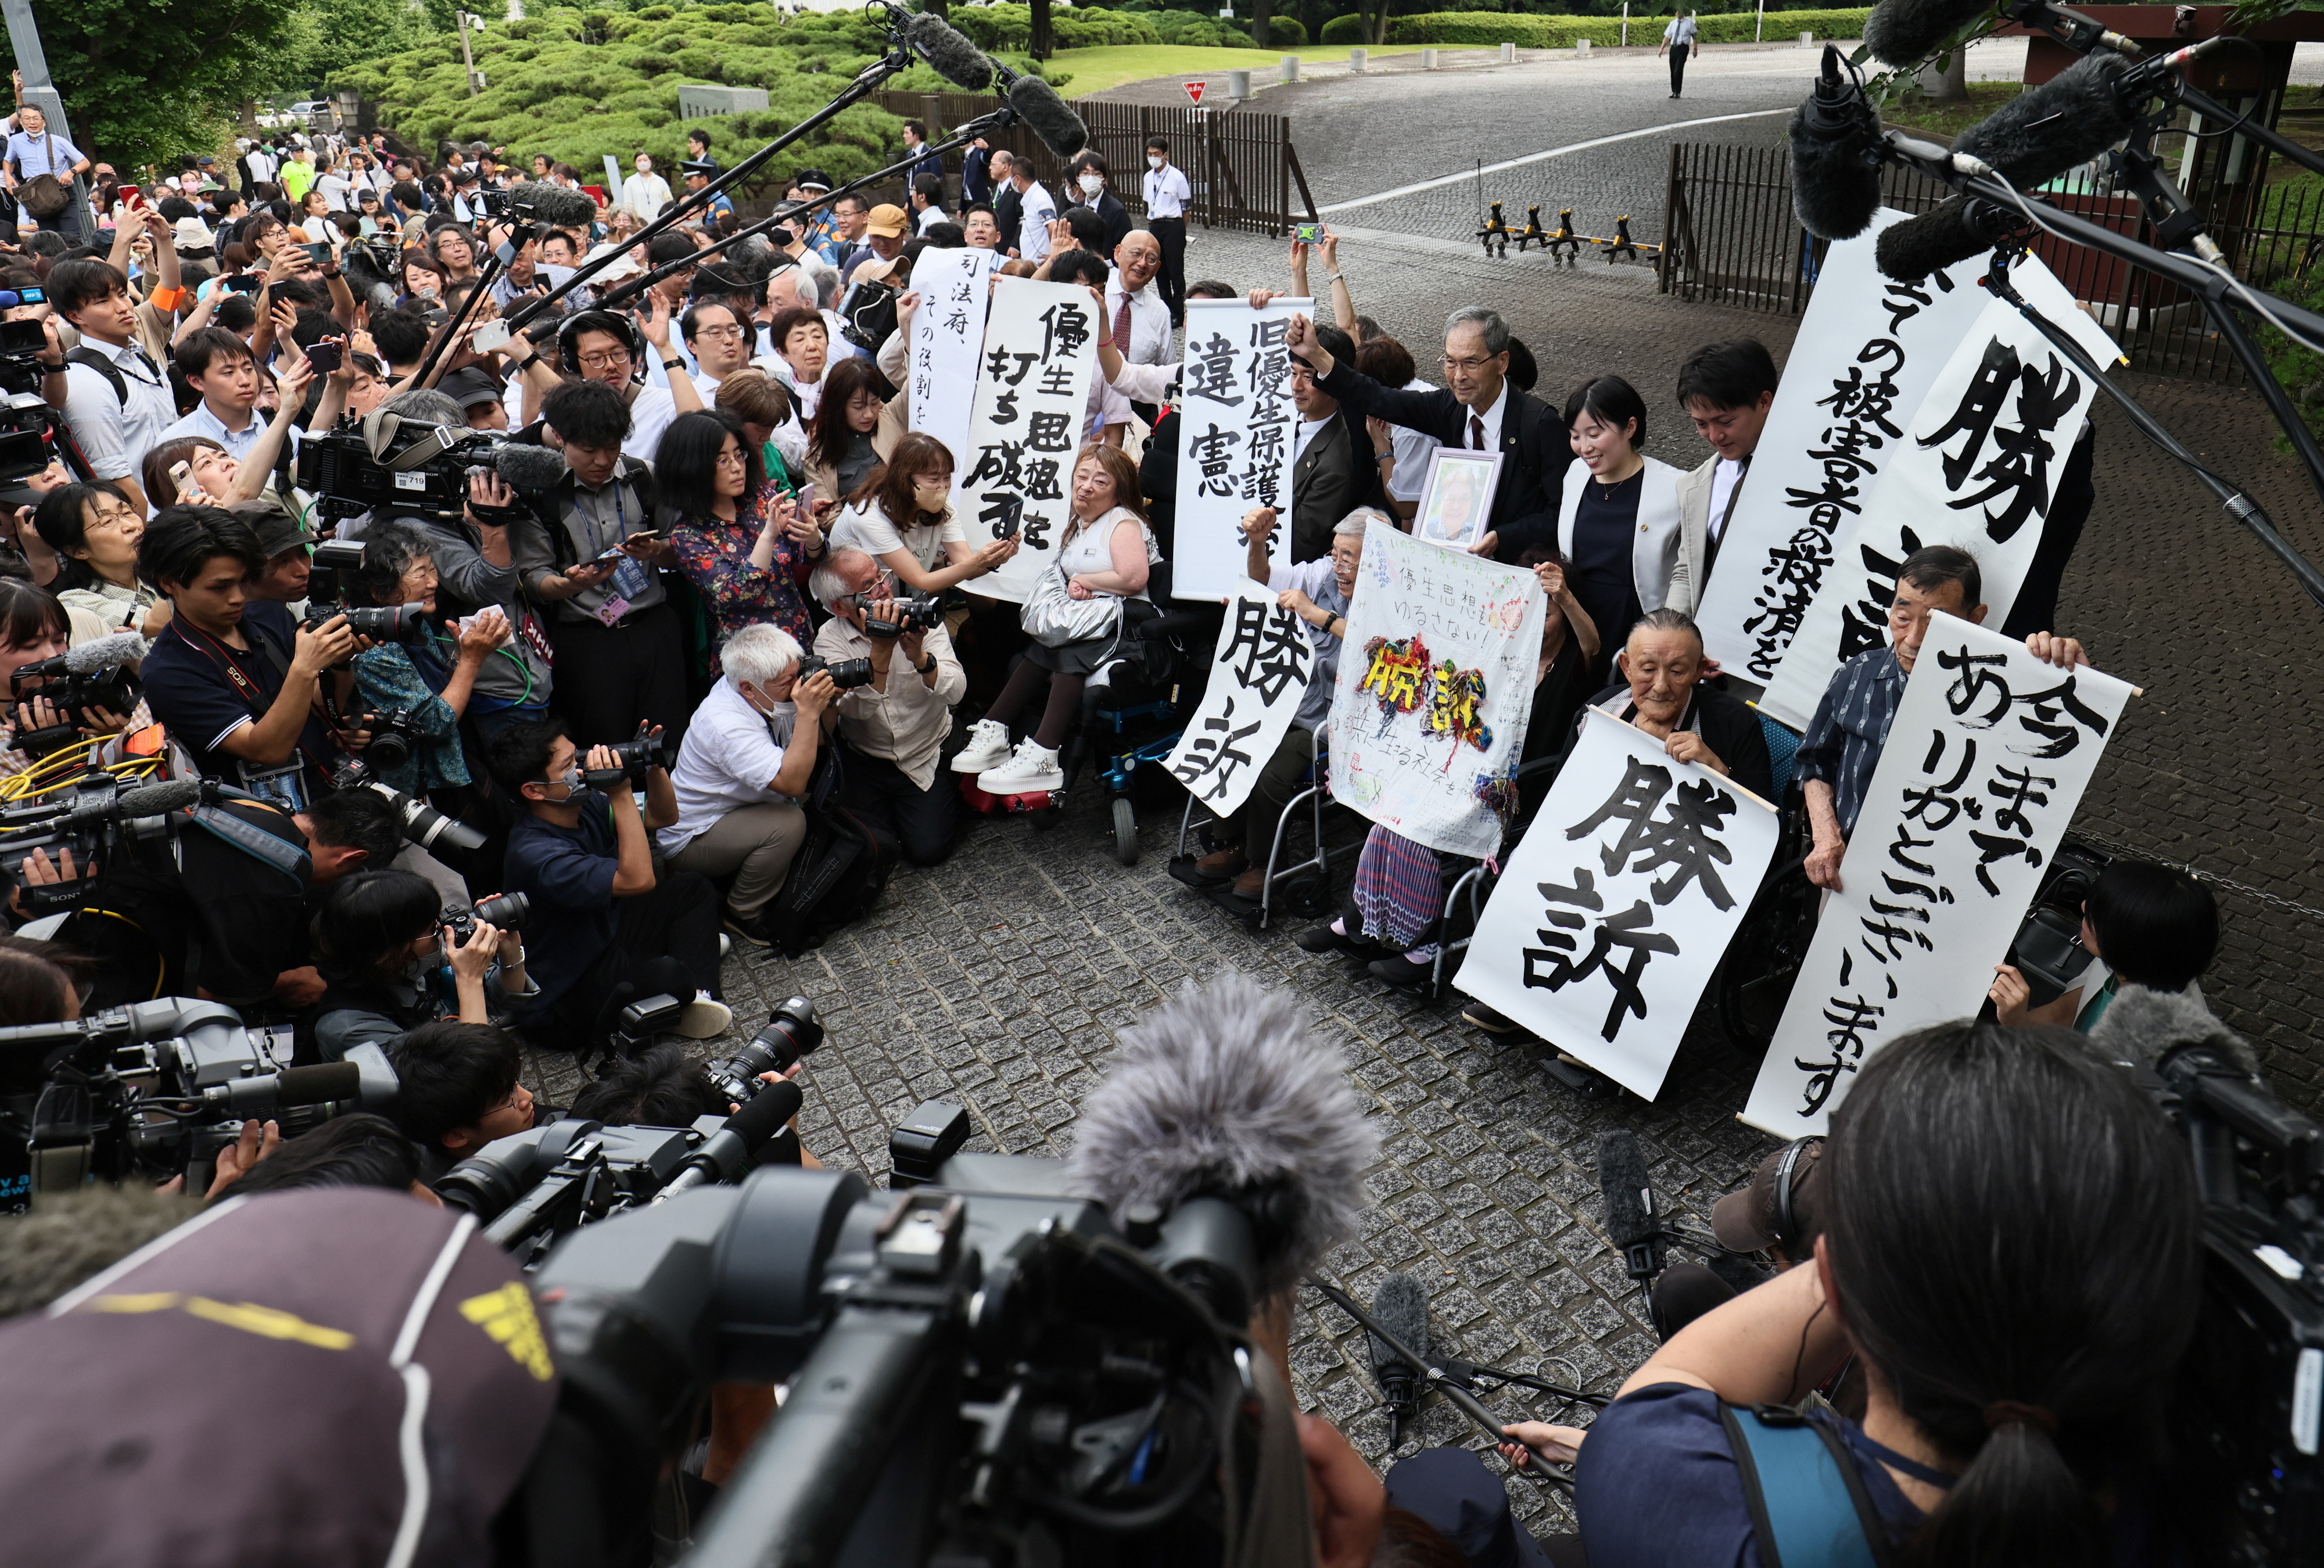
[1078,173,1104,197]
[1147,155,1166,170]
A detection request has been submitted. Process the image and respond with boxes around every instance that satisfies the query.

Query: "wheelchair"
[1169,726,1337,931]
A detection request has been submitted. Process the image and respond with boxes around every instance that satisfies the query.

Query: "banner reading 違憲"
[1741,612,2135,1136]
[1165,582,1317,817]
[1455,708,1780,1100]
[907,246,999,473]
[1692,213,1987,688]
[1756,257,2120,731]
[1326,519,1544,859]
[946,277,1100,605]
[1171,295,1311,602]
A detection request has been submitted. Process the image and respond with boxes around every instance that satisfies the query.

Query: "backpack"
[1720,1402,1896,1568]
[761,798,899,959]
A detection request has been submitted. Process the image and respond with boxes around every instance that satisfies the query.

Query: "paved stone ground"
[518,67,2324,1534]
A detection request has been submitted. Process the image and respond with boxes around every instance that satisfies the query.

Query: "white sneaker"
[675,996,734,1039]
[977,739,1064,794]
[952,717,1012,773]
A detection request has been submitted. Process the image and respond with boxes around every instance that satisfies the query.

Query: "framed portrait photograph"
[1413,448,1502,550]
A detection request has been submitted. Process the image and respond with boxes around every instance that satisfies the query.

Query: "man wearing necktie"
[1669,338,1780,619]
[52,236,187,515]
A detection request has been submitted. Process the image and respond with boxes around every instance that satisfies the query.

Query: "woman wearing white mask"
[1066,150,1132,254]
[826,430,1020,597]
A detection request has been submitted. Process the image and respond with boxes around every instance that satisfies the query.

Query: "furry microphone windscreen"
[903,12,995,91]
[0,1185,201,1319]
[492,439,574,494]
[1953,52,2136,186]
[1863,0,1993,68]
[1367,1271,1431,1387]
[1007,73,1089,158]
[1874,197,2006,280]
[61,630,147,675]
[505,180,601,231]
[113,778,205,817]
[1788,62,1884,241]
[2088,983,2263,1079]
[1066,974,1376,1301]
[1597,1128,1663,1280]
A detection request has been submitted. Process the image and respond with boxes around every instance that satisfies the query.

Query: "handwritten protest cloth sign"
[1758,259,2119,730]
[1165,582,1317,816]
[1457,709,1780,1100]
[1326,518,1544,859]
[1742,612,2135,1135]
[1692,214,1987,687]
[946,277,1100,605]
[1171,295,1311,601]
[906,246,998,471]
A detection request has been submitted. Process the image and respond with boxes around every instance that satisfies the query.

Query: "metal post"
[1623,2,1629,48]
[456,9,483,96]
[1756,0,1764,42]
[0,0,92,245]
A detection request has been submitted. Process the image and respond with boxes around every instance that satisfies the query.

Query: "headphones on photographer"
[555,307,648,382]
[1768,1136,1821,1257]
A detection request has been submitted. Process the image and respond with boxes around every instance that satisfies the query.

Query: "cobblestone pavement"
[521,71,2324,1533]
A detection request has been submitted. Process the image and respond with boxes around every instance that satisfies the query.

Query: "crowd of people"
[0,80,2262,1568]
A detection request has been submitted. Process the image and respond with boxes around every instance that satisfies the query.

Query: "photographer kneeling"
[811,547,964,866]
[661,623,835,946]
[309,867,533,1060]
[490,717,731,1050]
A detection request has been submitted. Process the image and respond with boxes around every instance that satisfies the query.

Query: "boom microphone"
[492,439,575,495]
[1368,1272,1430,1446]
[1863,0,1993,68]
[902,11,995,91]
[107,779,204,817]
[1067,974,1376,1301]
[1597,1128,1665,1281]
[1790,45,1884,241]
[504,179,601,231]
[1874,194,2023,279]
[1001,69,1089,158]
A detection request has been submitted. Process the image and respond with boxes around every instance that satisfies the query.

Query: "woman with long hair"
[951,444,1160,796]
[659,409,821,668]
[310,869,529,1061]
[803,354,901,506]
[826,430,1018,597]
[0,579,135,780]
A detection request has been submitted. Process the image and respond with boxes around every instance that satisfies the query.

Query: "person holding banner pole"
[1796,546,2087,893]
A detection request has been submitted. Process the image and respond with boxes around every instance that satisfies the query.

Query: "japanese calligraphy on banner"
[1695,213,1988,686]
[947,277,1100,605]
[1165,582,1317,816]
[1758,260,2119,730]
[907,246,999,471]
[1171,295,1311,602]
[1326,518,1545,858]
[1742,613,2135,1136]
[1457,709,1780,1100]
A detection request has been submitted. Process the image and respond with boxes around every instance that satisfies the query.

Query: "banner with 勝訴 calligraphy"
[1165,582,1317,817]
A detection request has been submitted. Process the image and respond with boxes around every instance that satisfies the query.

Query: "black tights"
[987,658,1084,749]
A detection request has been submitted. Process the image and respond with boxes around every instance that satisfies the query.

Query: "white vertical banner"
[907,246,998,471]
[1693,213,1988,686]
[1757,259,2119,730]
[1171,295,1311,601]
[1326,519,1545,858]
[1455,709,1780,1100]
[948,277,1102,605]
[1742,613,2135,1136]
[1165,582,1317,816]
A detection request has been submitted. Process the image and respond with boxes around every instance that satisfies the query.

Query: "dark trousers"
[2000,422,2097,641]
[547,601,689,748]
[1226,724,1317,866]
[1649,1261,1737,1341]
[1384,1447,1584,1567]
[549,869,724,1051]
[842,744,957,866]
[1150,214,1188,322]
[1669,42,1690,94]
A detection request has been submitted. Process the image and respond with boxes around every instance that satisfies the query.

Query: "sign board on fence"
[1183,79,1207,103]
[1741,612,2136,1136]
[1326,518,1544,859]
[907,246,999,475]
[1691,213,1987,688]
[1756,258,2120,730]
[1457,708,1780,1100]
[1165,582,1317,817]
[946,277,1101,605]
[1172,295,1312,601]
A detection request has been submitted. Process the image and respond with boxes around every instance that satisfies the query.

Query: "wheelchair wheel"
[1714,858,1820,1056]
[1111,796,1139,866]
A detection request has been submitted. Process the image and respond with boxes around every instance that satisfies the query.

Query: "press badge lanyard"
[593,478,651,626]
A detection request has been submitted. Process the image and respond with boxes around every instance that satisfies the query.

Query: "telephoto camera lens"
[344,602,427,640]
[797,654,874,690]
[704,996,824,1106]
[475,891,530,930]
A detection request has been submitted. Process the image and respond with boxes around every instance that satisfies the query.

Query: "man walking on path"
[1659,12,1698,98]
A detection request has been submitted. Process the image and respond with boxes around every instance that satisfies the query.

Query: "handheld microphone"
[995,65,1089,158]
[1790,45,1885,241]
[1067,974,1376,1304]
[901,11,996,91]
[1367,1272,1431,1446]
[503,180,601,232]
[492,439,575,494]
[657,1078,806,1200]
[1597,1128,1666,1281]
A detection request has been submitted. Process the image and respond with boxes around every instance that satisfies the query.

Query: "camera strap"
[168,618,328,780]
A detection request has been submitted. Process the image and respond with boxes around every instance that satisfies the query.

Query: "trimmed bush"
[1325,8,1869,46]
[1253,15,1308,47]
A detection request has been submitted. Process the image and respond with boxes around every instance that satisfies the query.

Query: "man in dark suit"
[1242,321,1365,564]
[1284,306,1568,564]
[901,119,944,188]
[962,135,994,204]
[989,150,1024,258]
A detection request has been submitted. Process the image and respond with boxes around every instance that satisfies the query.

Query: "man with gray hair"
[658,622,838,946]
[810,547,966,864]
[1283,303,1569,565]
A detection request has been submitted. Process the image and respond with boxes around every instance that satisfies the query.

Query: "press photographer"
[309,867,532,1061]
[0,582,137,775]
[810,547,963,866]
[342,519,515,796]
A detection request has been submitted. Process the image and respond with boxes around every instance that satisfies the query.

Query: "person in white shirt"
[1141,135,1193,324]
[1103,230,1172,371]
[658,623,836,946]
[1007,159,1056,262]
[1658,11,1699,97]
[52,248,181,515]
[160,326,270,462]
[314,156,352,212]
[620,152,674,220]
[678,300,754,406]
[1667,338,1778,618]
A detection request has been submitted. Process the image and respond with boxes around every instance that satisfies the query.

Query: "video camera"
[303,537,426,642]
[0,998,397,1208]
[835,276,899,354]
[580,720,675,788]
[296,418,507,528]
[8,649,137,733]
[863,592,942,638]
[797,652,874,690]
[0,293,58,480]
[0,774,189,914]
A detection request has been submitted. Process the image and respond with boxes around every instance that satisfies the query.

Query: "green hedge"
[1323,8,1867,45]
[1254,15,1309,46]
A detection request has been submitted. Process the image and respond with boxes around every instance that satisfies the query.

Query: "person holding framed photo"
[1411,449,1500,550]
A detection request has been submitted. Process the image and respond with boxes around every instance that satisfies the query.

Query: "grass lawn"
[1045,44,1299,95]
[1879,80,2024,140]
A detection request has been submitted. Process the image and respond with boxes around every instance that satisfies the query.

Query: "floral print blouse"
[669,478,816,675]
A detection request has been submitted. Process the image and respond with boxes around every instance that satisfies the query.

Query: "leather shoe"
[1297,921,1358,953]
[1461,1000,1525,1035]
[1230,868,1265,898]
[1367,953,1439,989]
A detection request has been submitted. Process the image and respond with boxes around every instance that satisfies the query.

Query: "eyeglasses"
[578,349,632,371]
[1441,355,1501,373]
[695,323,746,341]
[713,448,747,468]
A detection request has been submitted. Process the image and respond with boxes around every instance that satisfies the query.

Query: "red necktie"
[1112,293,1133,350]
[1469,413,1486,451]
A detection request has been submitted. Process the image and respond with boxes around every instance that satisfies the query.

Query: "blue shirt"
[1794,647,1908,841]
[502,791,622,1015]
[6,128,84,178]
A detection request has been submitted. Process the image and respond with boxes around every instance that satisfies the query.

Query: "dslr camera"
[863,591,942,638]
[704,995,823,1106]
[304,538,424,642]
[579,720,673,788]
[442,891,529,945]
[797,652,874,690]
[324,759,489,855]
[351,707,423,772]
